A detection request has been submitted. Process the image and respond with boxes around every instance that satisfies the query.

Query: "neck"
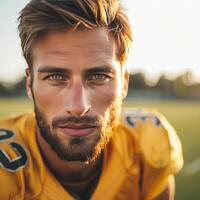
[36,129,102,183]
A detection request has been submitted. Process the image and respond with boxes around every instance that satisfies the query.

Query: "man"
[0,0,183,199]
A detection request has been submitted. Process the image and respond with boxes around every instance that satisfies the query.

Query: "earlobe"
[122,70,129,99]
[25,68,33,100]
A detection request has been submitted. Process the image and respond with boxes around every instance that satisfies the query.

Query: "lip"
[58,126,98,137]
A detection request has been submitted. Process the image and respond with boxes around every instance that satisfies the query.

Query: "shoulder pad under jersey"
[122,108,183,172]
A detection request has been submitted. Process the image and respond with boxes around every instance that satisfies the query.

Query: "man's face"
[26,27,128,162]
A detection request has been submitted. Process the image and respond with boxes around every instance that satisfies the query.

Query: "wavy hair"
[18,0,132,67]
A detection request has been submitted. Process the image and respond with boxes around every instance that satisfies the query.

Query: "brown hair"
[18,0,132,68]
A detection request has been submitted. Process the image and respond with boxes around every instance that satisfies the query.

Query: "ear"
[122,69,129,99]
[25,68,33,100]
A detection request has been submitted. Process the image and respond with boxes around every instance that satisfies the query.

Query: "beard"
[34,98,122,163]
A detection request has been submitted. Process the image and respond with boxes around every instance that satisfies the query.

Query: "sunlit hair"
[18,0,132,67]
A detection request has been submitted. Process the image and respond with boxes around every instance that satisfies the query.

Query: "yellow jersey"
[0,109,183,200]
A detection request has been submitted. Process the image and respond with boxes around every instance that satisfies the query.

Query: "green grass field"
[0,97,199,200]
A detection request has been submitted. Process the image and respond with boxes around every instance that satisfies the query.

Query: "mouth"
[57,124,98,137]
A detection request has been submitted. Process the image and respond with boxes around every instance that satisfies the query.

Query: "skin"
[26,27,129,192]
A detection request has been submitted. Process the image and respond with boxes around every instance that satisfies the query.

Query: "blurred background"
[0,0,200,199]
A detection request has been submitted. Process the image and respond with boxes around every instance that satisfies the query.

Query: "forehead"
[32,28,118,69]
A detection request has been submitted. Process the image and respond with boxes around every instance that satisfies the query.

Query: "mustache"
[52,115,100,128]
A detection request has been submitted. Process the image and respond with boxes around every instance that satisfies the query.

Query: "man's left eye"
[88,74,109,81]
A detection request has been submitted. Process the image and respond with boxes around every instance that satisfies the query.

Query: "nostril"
[65,105,91,117]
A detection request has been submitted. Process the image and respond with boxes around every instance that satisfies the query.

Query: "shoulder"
[121,108,183,173]
[0,112,34,128]
[0,113,33,138]
[122,108,165,129]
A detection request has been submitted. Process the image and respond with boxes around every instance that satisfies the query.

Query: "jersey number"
[0,129,27,171]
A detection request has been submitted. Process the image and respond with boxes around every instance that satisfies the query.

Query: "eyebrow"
[83,66,114,75]
[38,66,72,74]
[37,65,114,75]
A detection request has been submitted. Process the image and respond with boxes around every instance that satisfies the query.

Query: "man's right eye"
[44,74,67,81]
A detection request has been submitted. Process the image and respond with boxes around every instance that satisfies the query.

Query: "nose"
[65,79,91,116]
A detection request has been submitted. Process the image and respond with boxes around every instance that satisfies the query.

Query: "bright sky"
[0,0,200,83]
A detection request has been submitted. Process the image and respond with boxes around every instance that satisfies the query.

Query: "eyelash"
[44,74,67,81]
[87,74,111,82]
[43,73,112,84]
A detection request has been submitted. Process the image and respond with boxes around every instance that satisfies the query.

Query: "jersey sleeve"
[122,108,183,200]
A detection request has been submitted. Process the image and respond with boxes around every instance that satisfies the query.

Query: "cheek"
[32,83,64,117]
[89,82,119,114]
